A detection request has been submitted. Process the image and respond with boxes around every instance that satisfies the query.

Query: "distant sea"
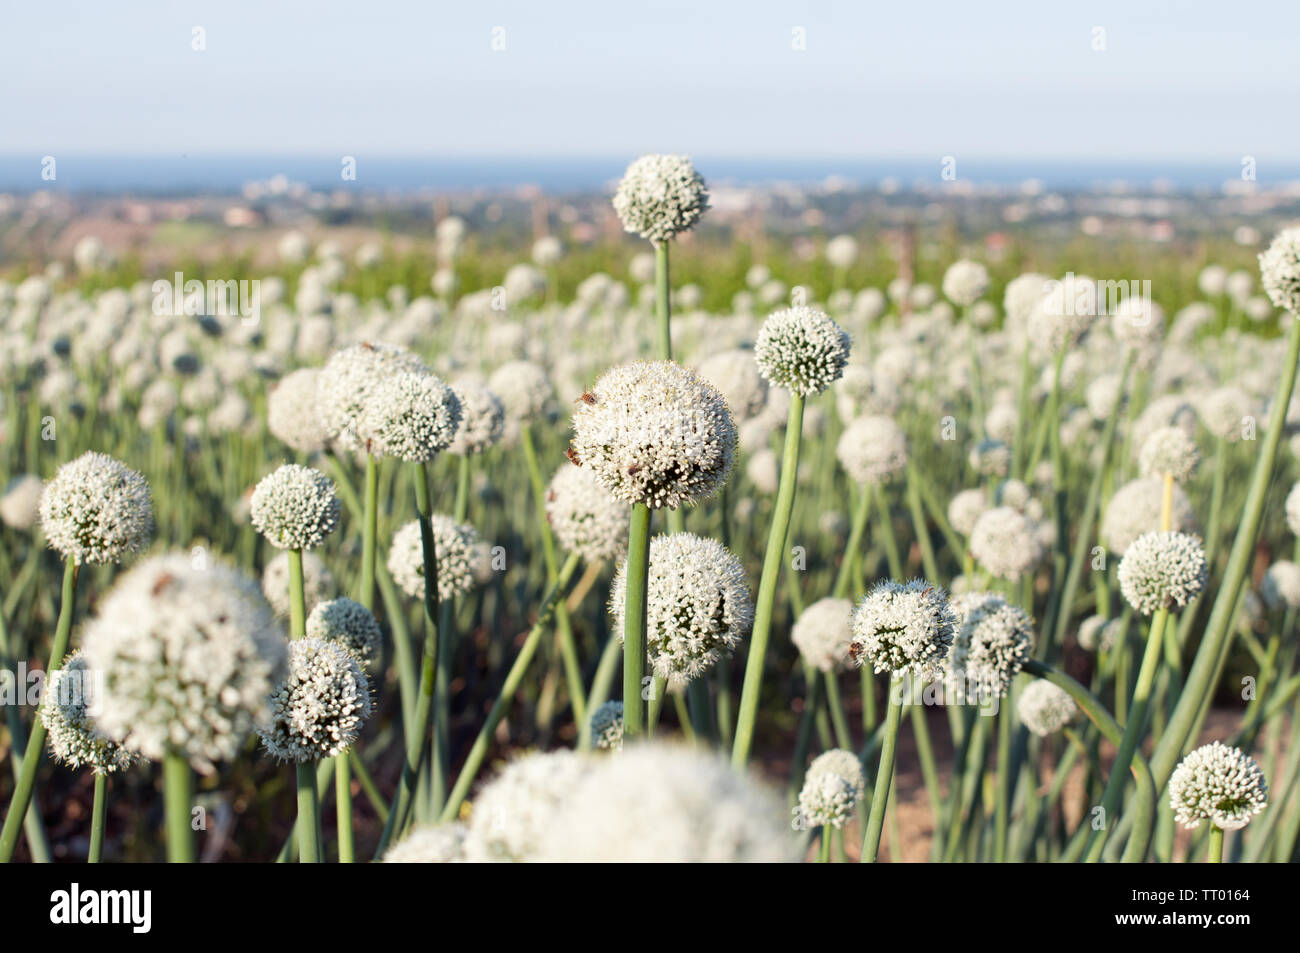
[1,154,1295,195]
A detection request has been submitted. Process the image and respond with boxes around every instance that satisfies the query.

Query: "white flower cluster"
[1261,560,1300,611]
[1017,679,1078,736]
[267,368,329,454]
[1138,426,1200,482]
[39,652,137,774]
[1077,614,1120,653]
[388,515,482,602]
[791,597,854,672]
[446,379,506,455]
[611,154,710,245]
[262,551,334,617]
[545,463,628,564]
[487,360,554,424]
[383,823,467,863]
[969,506,1044,581]
[39,451,153,565]
[1258,227,1300,314]
[589,700,624,751]
[837,414,907,485]
[80,554,287,772]
[947,488,988,536]
[258,637,372,762]
[1168,741,1268,831]
[1100,476,1195,555]
[306,597,383,666]
[696,348,768,421]
[357,371,462,462]
[1286,482,1300,537]
[753,307,851,397]
[942,260,990,308]
[0,473,43,530]
[849,579,956,678]
[319,342,430,453]
[463,749,593,862]
[250,464,340,550]
[610,533,753,688]
[1117,531,1207,615]
[797,749,865,830]
[946,592,1034,697]
[570,361,735,510]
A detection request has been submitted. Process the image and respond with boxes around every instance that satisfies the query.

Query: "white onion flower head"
[306,597,382,666]
[0,474,43,530]
[1258,227,1300,313]
[946,592,1034,697]
[267,368,328,454]
[697,349,768,420]
[969,438,1011,478]
[320,342,429,453]
[1169,741,1268,831]
[837,414,907,485]
[1138,426,1200,482]
[487,360,553,424]
[589,700,624,751]
[826,235,859,270]
[1077,614,1120,653]
[250,464,340,551]
[80,554,287,772]
[463,749,593,862]
[39,652,137,774]
[258,637,371,762]
[797,749,865,830]
[39,452,153,565]
[383,824,467,863]
[1118,531,1207,615]
[1017,680,1078,737]
[791,597,854,673]
[969,506,1044,581]
[535,743,799,862]
[388,516,481,602]
[754,306,851,397]
[1285,482,1300,537]
[942,260,990,308]
[1101,477,1195,555]
[262,551,334,617]
[1003,273,1051,331]
[849,579,956,678]
[570,361,735,510]
[1198,386,1252,443]
[357,371,462,462]
[610,533,753,688]
[948,488,989,536]
[1261,560,1300,611]
[446,380,506,455]
[1112,296,1165,353]
[612,154,710,245]
[545,463,628,564]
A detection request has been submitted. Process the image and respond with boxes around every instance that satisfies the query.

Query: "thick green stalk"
[861,674,903,862]
[832,483,871,600]
[655,242,672,360]
[88,773,106,863]
[164,753,195,863]
[823,672,852,750]
[732,393,805,767]
[335,756,354,863]
[360,453,378,610]
[1150,318,1300,790]
[624,503,653,738]
[296,761,322,863]
[1207,825,1224,863]
[288,548,306,638]
[994,706,1012,862]
[0,559,78,863]
[441,553,580,820]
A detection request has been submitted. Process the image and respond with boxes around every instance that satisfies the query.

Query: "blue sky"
[2,1,1297,161]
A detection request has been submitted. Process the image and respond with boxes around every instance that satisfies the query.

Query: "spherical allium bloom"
[1138,425,1200,482]
[1017,679,1078,737]
[797,749,865,830]
[1258,227,1300,313]
[249,464,340,551]
[837,414,907,485]
[463,749,594,862]
[39,652,137,774]
[356,371,462,462]
[0,473,42,530]
[382,824,467,863]
[320,342,429,453]
[946,592,1034,697]
[609,533,753,688]
[38,452,153,566]
[611,154,709,245]
[825,234,859,270]
[80,554,287,772]
[969,438,1012,478]
[1286,482,1300,537]
[1169,741,1268,831]
[969,506,1044,582]
[1085,372,1125,422]
[262,550,334,617]
[589,700,624,751]
[388,515,481,602]
[948,488,989,537]
[446,380,506,455]
[1261,560,1300,611]
[534,743,799,862]
[1118,531,1208,615]
[258,637,372,762]
[545,464,628,564]
[1111,296,1165,353]
[1077,614,1120,653]
[1100,476,1196,555]
[985,402,1019,445]
[1003,273,1051,329]
[267,368,329,454]
[1198,386,1253,443]
[791,597,854,673]
[487,360,554,424]
[570,361,735,510]
[849,579,956,678]
[306,597,382,666]
[697,348,768,420]
[753,306,851,397]
[942,260,990,308]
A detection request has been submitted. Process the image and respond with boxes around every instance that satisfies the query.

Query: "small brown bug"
[565,447,582,467]
[151,572,176,596]
[577,391,598,405]
[627,463,642,476]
